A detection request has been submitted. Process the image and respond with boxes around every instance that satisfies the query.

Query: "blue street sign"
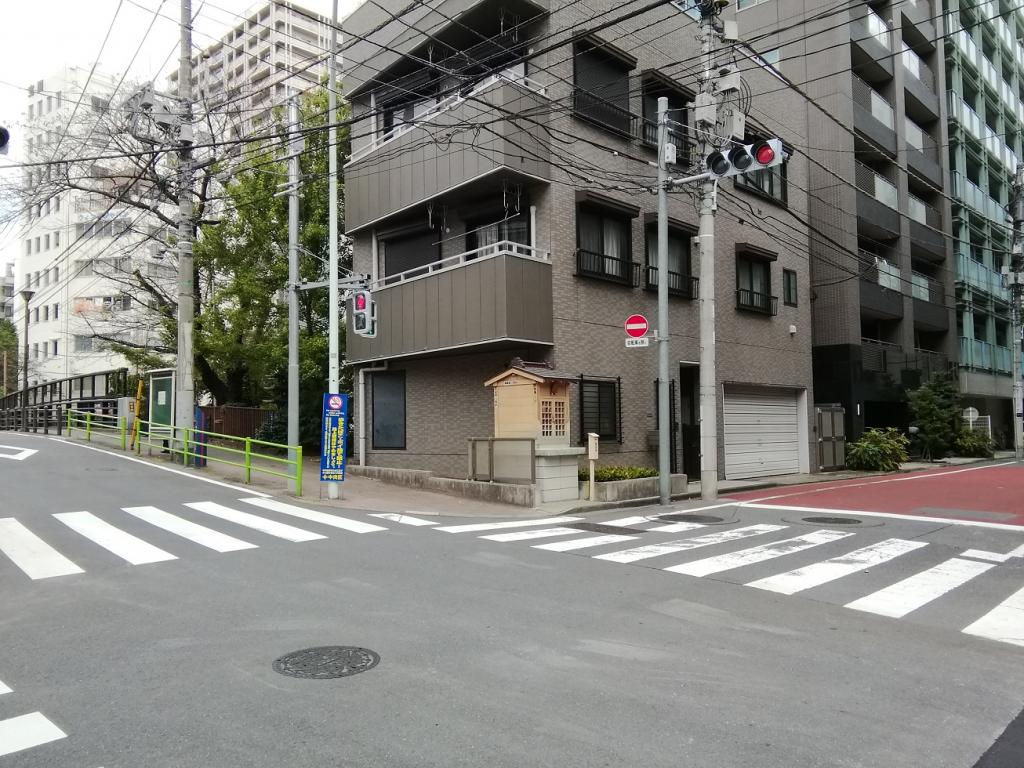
[320,392,349,482]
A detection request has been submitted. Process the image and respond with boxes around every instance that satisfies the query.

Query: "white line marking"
[962,585,1024,647]
[647,521,710,533]
[436,516,582,533]
[747,538,929,595]
[240,497,387,533]
[666,529,854,577]
[600,516,652,528]
[54,512,177,565]
[482,527,581,542]
[0,445,37,461]
[123,506,257,553]
[595,524,784,564]
[740,502,1024,532]
[42,437,270,496]
[369,513,437,526]
[0,518,84,580]
[961,548,1016,563]
[0,712,67,757]
[0,680,10,695]
[184,502,326,542]
[846,557,995,618]
[534,534,638,552]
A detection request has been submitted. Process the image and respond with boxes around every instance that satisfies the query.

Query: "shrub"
[845,428,908,472]
[954,430,995,459]
[908,375,961,460]
[578,465,659,482]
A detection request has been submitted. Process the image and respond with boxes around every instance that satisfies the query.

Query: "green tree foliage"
[0,318,17,396]
[954,430,995,458]
[908,375,961,460]
[845,428,909,472]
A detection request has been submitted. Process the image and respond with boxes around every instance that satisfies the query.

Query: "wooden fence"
[198,405,276,439]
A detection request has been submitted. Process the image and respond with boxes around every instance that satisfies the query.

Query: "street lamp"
[19,287,34,430]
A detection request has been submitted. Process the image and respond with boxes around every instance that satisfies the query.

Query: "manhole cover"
[659,513,726,524]
[272,646,380,679]
[802,516,863,526]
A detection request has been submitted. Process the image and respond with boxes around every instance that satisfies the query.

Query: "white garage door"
[724,386,800,480]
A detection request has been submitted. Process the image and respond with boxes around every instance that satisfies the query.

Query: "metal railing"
[853,75,894,129]
[0,367,129,412]
[952,172,1007,222]
[905,118,938,161]
[861,337,904,373]
[468,437,535,484]
[911,348,950,377]
[640,119,691,161]
[861,8,892,50]
[573,89,637,136]
[373,240,550,290]
[907,194,942,228]
[959,337,1012,373]
[644,266,698,298]
[910,270,945,304]
[575,249,640,286]
[736,288,778,315]
[855,163,898,209]
[67,408,128,449]
[957,250,1010,301]
[861,255,902,290]
[901,43,935,90]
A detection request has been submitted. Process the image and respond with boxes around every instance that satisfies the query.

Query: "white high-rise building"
[1,263,13,321]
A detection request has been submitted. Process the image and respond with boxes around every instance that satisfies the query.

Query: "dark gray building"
[342,0,817,481]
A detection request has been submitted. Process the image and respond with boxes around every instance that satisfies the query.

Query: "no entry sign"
[625,314,649,338]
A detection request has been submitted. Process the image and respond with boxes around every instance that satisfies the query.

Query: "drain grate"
[272,646,380,680]
[801,516,863,526]
[659,513,726,524]
[568,522,642,535]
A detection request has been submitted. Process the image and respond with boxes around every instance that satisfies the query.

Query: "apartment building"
[1,263,13,321]
[16,67,165,388]
[945,0,1022,444]
[341,0,816,481]
[730,0,957,441]
[169,0,330,139]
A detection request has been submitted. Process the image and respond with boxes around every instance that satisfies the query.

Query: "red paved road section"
[728,463,1024,527]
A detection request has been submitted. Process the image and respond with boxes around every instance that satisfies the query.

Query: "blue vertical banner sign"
[320,392,349,482]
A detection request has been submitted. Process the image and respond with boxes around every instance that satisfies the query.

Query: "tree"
[0,318,17,396]
[908,375,961,460]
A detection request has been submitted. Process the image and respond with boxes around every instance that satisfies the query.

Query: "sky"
[0,0,365,266]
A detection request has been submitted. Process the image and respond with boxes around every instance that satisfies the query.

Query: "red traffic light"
[354,292,367,311]
[753,141,776,165]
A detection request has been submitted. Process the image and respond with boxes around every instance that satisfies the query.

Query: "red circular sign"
[624,314,649,338]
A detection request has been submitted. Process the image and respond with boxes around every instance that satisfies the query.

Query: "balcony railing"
[640,119,691,163]
[861,256,902,290]
[644,266,698,298]
[957,250,1011,301]
[901,43,935,90]
[573,90,636,136]
[960,336,1012,373]
[952,172,1007,222]
[853,75,895,129]
[910,270,945,304]
[856,163,898,208]
[863,8,892,50]
[736,288,778,315]
[911,348,950,377]
[575,249,640,286]
[374,240,549,290]
[905,119,938,162]
[861,337,903,373]
[907,194,942,229]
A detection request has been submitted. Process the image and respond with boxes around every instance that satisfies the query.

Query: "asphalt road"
[1,432,1023,768]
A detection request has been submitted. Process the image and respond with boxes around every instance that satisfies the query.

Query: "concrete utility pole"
[696,3,720,500]
[287,97,300,464]
[19,288,33,428]
[656,97,671,505]
[1010,163,1024,461]
[175,0,196,443]
[327,0,341,500]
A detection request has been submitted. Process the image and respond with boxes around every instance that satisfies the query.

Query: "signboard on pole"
[320,392,349,482]
[625,314,649,338]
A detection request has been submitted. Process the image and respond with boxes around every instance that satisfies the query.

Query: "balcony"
[860,258,904,319]
[901,0,935,39]
[644,266,698,298]
[852,76,896,154]
[861,337,905,373]
[904,119,942,187]
[951,172,1006,223]
[855,163,900,236]
[910,270,948,331]
[957,250,1011,302]
[346,241,553,364]
[851,9,894,81]
[901,44,939,119]
[736,288,778,316]
[575,249,640,287]
[907,194,944,256]
[960,337,1012,373]
[573,90,636,136]
[345,76,550,231]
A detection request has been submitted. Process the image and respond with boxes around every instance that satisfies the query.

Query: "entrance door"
[679,365,700,478]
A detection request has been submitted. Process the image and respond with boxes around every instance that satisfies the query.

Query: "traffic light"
[352,289,376,339]
[706,138,783,179]
[0,127,9,156]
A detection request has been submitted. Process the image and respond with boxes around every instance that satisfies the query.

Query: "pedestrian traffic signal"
[0,127,9,156]
[706,138,783,179]
[352,289,377,339]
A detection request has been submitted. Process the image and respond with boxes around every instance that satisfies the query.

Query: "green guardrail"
[67,409,302,496]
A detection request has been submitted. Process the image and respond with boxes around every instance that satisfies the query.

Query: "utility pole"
[19,288,33,429]
[175,0,196,445]
[656,97,671,505]
[1010,163,1024,461]
[696,2,720,500]
[327,0,341,500]
[287,97,300,464]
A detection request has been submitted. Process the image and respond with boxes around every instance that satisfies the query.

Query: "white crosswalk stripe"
[962,585,1024,647]
[185,501,326,542]
[240,497,387,533]
[123,506,257,553]
[0,712,67,757]
[748,538,929,595]
[593,524,783,564]
[0,680,10,695]
[482,527,581,542]
[533,534,638,552]
[647,521,711,533]
[847,557,995,618]
[370,513,437,526]
[601,516,653,528]
[666,529,855,577]
[0,518,84,579]
[54,512,177,565]
[436,516,582,533]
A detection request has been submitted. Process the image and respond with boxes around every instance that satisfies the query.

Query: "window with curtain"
[736,255,776,314]
[644,227,691,293]
[465,211,530,256]
[783,269,798,306]
[577,206,631,281]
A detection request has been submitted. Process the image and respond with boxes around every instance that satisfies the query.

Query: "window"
[736,136,787,205]
[378,227,441,278]
[670,0,701,20]
[580,377,620,442]
[32,308,39,323]
[737,0,772,8]
[736,254,777,315]
[573,39,635,134]
[783,269,797,306]
[53,303,59,319]
[371,372,406,450]
[73,335,93,353]
[32,343,38,359]
[465,210,530,255]
[641,76,689,155]
[576,205,634,284]
[52,340,58,356]
[24,240,30,256]
[645,226,694,297]
[43,234,49,251]
[540,399,567,439]
[43,306,49,321]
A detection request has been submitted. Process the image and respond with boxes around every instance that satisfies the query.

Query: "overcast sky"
[0,0,365,265]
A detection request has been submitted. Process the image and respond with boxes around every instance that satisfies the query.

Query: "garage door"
[724,386,800,480]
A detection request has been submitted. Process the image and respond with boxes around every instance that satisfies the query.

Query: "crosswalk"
[0,497,386,583]
[0,678,67,760]
[388,510,1024,649]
